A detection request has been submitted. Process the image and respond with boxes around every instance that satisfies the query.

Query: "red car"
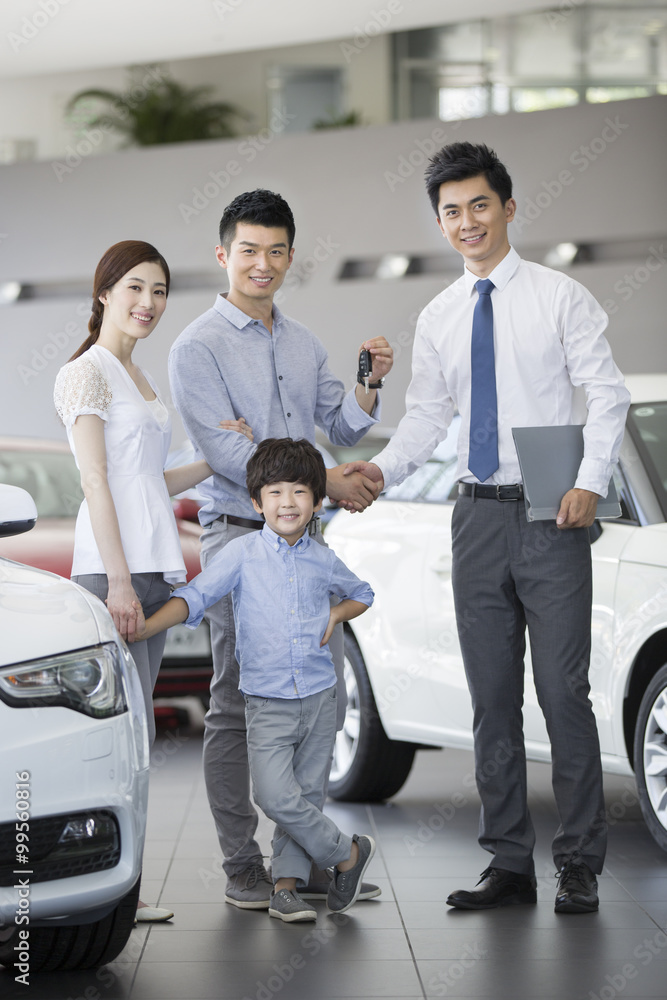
[0,436,213,706]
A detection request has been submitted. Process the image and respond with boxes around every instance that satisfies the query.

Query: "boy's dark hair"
[246,438,327,507]
[218,189,296,251]
[424,141,513,215]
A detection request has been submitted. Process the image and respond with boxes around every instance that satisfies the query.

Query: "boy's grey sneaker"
[225,861,273,909]
[301,867,381,900]
[268,888,317,923]
[327,835,376,914]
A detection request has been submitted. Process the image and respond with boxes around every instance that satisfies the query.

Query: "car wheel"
[633,663,667,853]
[329,630,417,801]
[0,875,140,972]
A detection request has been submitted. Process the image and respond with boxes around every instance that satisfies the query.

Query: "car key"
[358,348,372,394]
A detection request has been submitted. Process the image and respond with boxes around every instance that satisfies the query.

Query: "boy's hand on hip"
[320,608,340,647]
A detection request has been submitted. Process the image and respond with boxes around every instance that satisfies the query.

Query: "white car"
[326,374,667,854]
[0,485,148,973]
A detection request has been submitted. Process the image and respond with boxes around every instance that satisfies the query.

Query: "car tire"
[329,630,417,802]
[0,875,141,972]
[633,662,667,853]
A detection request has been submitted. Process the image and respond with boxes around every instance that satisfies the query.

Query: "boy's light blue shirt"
[175,523,374,700]
[168,294,381,525]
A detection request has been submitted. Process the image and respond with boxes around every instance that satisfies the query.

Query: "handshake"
[326,461,385,513]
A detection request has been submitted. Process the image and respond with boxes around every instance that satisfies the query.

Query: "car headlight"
[0,643,128,718]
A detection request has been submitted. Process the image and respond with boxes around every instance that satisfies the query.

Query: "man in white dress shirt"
[345,141,630,913]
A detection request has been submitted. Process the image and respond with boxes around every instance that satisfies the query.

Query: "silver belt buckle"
[496,485,519,501]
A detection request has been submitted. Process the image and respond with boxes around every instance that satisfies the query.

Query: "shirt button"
[278,375,283,380]
[286,412,291,417]
[293,638,297,644]
[291,609,295,614]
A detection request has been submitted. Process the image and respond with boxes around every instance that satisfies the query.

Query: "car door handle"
[429,552,452,574]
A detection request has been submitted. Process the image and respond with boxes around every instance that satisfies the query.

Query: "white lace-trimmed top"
[54,344,186,583]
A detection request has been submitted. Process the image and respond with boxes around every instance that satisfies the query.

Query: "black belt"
[216,513,264,529]
[458,482,524,501]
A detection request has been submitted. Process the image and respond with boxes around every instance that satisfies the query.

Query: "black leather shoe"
[554,861,599,913]
[446,867,537,910]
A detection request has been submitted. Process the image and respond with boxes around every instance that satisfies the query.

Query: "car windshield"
[0,449,82,517]
[627,402,667,513]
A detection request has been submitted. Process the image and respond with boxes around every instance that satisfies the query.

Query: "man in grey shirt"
[168,189,391,908]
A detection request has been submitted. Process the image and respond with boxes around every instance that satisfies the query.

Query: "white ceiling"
[1,0,559,79]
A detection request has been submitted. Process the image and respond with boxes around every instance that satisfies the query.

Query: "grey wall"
[1,94,665,443]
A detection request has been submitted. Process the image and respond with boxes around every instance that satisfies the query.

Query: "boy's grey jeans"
[200,516,345,878]
[245,685,352,886]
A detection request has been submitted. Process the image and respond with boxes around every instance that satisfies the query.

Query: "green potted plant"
[66,70,249,146]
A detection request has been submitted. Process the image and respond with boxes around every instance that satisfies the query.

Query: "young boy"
[135,437,376,922]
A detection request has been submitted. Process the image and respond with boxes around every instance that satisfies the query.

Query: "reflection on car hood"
[618,521,667,569]
[0,557,108,667]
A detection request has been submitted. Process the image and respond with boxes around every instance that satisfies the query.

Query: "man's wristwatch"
[356,374,385,389]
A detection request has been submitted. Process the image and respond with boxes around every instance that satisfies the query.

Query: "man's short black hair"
[246,438,327,507]
[425,142,513,215]
[218,189,296,251]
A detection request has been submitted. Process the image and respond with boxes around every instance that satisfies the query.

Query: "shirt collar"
[260,522,311,552]
[463,245,520,296]
[213,292,285,333]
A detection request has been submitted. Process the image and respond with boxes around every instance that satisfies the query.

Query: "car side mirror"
[0,485,38,537]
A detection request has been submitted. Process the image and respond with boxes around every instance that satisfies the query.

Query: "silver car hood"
[0,557,117,667]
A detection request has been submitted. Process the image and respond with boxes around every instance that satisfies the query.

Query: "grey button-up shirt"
[168,294,380,523]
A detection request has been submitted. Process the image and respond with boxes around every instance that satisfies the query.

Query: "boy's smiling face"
[252,481,322,546]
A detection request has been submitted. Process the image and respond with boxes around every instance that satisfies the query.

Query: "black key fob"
[358,349,373,379]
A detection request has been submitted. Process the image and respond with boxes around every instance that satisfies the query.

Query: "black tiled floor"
[3,713,667,999]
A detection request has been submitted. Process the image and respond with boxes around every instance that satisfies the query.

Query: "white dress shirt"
[374,247,630,497]
[54,344,186,583]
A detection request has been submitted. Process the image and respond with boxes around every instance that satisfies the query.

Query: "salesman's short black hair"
[425,141,513,215]
[218,189,296,250]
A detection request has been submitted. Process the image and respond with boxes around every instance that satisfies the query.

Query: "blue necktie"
[468,278,498,482]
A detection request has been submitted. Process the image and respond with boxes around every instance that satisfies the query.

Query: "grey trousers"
[72,572,171,747]
[245,685,352,885]
[200,516,345,877]
[450,494,607,875]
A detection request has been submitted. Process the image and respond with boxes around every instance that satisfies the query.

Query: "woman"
[54,240,252,922]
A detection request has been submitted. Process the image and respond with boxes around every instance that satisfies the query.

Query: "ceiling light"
[376,254,410,280]
[0,281,21,304]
